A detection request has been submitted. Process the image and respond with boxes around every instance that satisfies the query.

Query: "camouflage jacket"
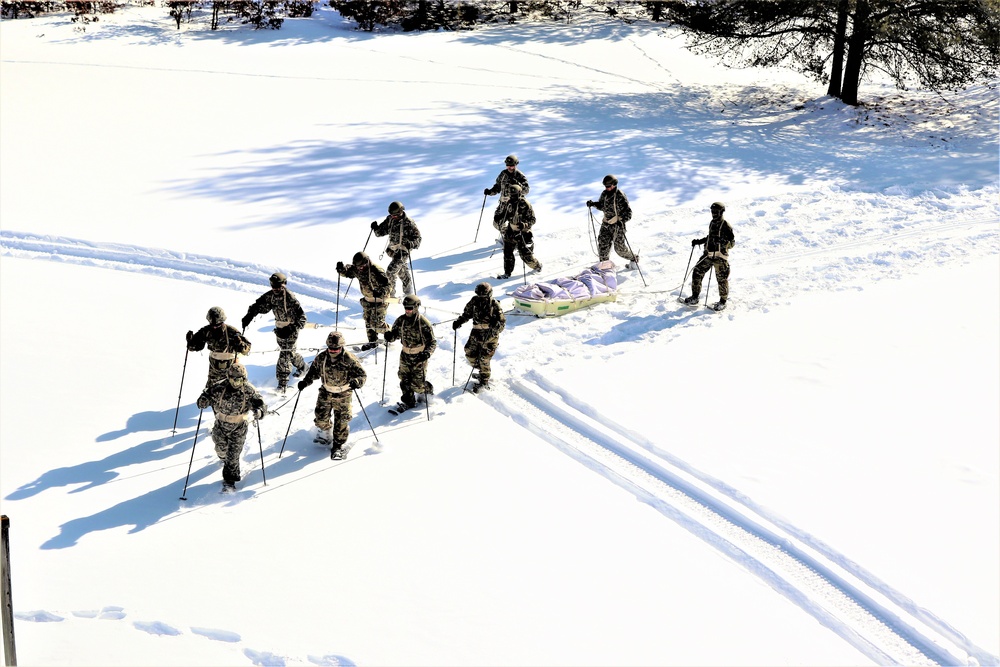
[486,168,530,201]
[385,313,437,357]
[198,380,264,420]
[245,287,307,330]
[495,198,536,231]
[373,214,421,254]
[454,296,506,339]
[595,188,632,225]
[301,348,366,394]
[188,323,251,356]
[337,262,390,301]
[697,217,736,257]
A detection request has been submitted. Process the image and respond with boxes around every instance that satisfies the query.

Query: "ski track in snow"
[479,371,998,667]
[3,214,999,666]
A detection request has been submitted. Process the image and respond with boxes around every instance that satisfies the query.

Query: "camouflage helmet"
[269,272,287,288]
[353,251,370,266]
[710,201,726,212]
[505,154,519,166]
[475,282,492,297]
[602,174,618,187]
[508,183,523,197]
[388,201,405,215]
[402,294,421,309]
[227,363,248,380]
[207,306,226,325]
[326,331,346,349]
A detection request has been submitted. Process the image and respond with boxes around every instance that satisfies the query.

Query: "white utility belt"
[210,351,236,361]
[215,412,248,424]
[402,344,425,355]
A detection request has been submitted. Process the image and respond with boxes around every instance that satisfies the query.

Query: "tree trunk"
[840,0,869,105]
[827,0,849,97]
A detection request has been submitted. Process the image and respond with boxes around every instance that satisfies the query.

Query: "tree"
[663,0,1000,105]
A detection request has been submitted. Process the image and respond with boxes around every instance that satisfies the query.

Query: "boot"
[683,295,700,306]
[360,342,377,351]
[712,299,727,312]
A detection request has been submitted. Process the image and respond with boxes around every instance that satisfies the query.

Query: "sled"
[510,261,618,318]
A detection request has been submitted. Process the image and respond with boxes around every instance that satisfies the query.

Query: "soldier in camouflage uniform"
[485,154,530,231]
[684,202,736,312]
[371,201,421,298]
[336,251,390,351]
[196,363,265,488]
[495,184,542,279]
[384,294,437,410]
[587,174,639,269]
[186,306,252,390]
[240,272,308,393]
[297,332,366,459]
[452,282,506,392]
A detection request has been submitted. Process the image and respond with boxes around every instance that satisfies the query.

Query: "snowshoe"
[682,295,700,307]
[388,402,415,416]
[472,380,490,393]
[496,273,510,280]
[625,258,640,270]
[221,480,237,493]
[712,300,727,312]
[314,431,332,446]
[360,342,377,351]
[331,447,346,461]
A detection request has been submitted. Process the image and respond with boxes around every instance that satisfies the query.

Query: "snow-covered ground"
[1,5,997,666]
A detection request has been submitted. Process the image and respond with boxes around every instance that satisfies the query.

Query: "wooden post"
[1,515,16,666]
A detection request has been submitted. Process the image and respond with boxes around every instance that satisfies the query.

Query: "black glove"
[196,394,209,410]
[586,200,595,208]
[241,314,253,330]
[452,320,461,330]
[254,408,265,421]
[349,378,362,390]
[415,351,430,363]
[484,188,491,196]
[336,261,345,274]
[370,220,379,231]
[186,330,194,343]
[297,379,310,391]
[692,238,704,247]
[384,332,395,343]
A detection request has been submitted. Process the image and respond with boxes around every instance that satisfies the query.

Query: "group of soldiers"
[182,154,735,488]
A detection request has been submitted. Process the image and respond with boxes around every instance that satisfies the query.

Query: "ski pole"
[255,417,267,486]
[463,362,477,393]
[704,265,714,308]
[679,244,695,300]
[452,329,457,386]
[335,273,341,329]
[381,341,389,404]
[278,390,302,459]
[473,192,487,243]
[171,346,190,435]
[620,230,647,287]
[354,388,379,444]
[407,252,418,296]
[179,407,204,501]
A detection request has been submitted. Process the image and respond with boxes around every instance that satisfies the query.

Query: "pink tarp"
[511,261,617,302]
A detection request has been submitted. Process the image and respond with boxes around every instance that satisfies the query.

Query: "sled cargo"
[510,261,618,318]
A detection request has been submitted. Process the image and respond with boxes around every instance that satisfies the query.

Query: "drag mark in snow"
[480,373,994,666]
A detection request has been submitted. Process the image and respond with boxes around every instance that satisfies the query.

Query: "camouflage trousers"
[361,300,390,343]
[210,419,248,483]
[464,333,499,382]
[313,388,353,448]
[502,228,541,276]
[205,357,235,390]
[691,255,731,300]
[276,331,305,384]
[597,223,636,263]
[398,353,432,407]
[386,251,414,296]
